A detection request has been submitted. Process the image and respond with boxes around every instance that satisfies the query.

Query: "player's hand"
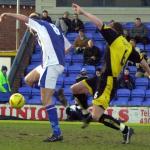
[72,3,84,15]
[0,13,7,22]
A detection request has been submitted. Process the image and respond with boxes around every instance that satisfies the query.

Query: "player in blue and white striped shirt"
[0,12,71,142]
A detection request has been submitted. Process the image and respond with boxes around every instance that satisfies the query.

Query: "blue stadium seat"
[124,22,134,29]
[31,53,41,62]
[113,97,129,106]
[56,76,64,88]
[31,88,40,96]
[92,33,104,41]
[128,99,143,106]
[142,99,150,106]
[66,33,78,41]
[128,66,137,76]
[87,96,93,106]
[117,89,131,97]
[26,96,41,104]
[85,32,93,39]
[110,98,117,106]
[145,90,150,100]
[95,42,105,50]
[131,89,145,102]
[84,22,97,32]
[145,23,150,31]
[63,87,72,96]
[18,87,32,96]
[72,54,83,64]
[83,65,95,76]
[65,54,72,65]
[64,77,76,87]
[26,64,38,74]
[68,65,82,76]
[135,77,149,90]
[136,44,144,50]
[145,44,150,52]
[0,92,11,102]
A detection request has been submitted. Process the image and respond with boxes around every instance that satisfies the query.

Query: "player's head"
[124,67,130,75]
[129,38,136,47]
[42,10,48,18]
[1,65,7,75]
[135,17,142,27]
[78,29,85,38]
[63,11,69,18]
[111,22,123,35]
[29,12,40,20]
[28,12,40,35]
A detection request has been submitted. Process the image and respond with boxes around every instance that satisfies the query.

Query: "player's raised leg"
[71,81,90,116]
[24,65,41,87]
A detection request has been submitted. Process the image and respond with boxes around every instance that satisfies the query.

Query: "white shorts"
[39,64,64,89]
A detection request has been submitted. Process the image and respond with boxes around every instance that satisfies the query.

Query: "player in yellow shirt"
[70,3,150,144]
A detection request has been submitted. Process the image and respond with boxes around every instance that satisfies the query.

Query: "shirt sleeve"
[63,35,72,50]
[99,24,119,45]
[26,18,42,33]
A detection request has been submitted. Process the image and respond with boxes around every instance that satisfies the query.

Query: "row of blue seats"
[19,86,150,99]
[84,22,150,32]
[18,88,150,106]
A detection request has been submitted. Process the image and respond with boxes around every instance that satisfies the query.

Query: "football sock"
[85,113,93,123]
[99,114,129,133]
[74,94,88,109]
[45,104,61,136]
[99,114,120,130]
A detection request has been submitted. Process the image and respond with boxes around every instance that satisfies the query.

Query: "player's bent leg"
[41,88,63,142]
[24,68,40,87]
[71,81,90,116]
[93,105,134,144]
[81,104,104,129]
[56,88,68,107]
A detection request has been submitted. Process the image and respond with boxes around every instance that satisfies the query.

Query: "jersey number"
[50,24,61,35]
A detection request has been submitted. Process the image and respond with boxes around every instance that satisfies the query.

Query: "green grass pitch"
[0,120,150,150]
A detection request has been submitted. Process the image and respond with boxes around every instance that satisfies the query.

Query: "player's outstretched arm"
[72,3,103,30]
[0,13,28,23]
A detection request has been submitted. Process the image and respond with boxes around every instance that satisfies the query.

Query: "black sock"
[99,114,120,130]
[84,114,93,123]
[122,126,129,134]
[73,94,88,109]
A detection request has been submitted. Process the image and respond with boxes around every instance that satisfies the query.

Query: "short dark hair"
[42,10,48,13]
[112,22,123,35]
[125,67,130,71]
[78,29,84,33]
[1,66,7,71]
[136,17,141,21]
[29,12,41,20]
[96,67,101,72]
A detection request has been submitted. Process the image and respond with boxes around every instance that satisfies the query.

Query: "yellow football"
[9,93,25,109]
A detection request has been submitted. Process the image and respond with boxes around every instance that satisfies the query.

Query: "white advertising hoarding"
[0,104,150,123]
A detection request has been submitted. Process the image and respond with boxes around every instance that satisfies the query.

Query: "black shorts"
[82,74,117,109]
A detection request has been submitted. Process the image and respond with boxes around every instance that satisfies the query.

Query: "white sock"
[120,123,126,132]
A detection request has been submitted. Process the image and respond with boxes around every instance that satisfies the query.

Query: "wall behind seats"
[0,5,35,50]
[36,0,150,22]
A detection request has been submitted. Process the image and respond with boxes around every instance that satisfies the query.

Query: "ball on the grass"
[9,93,25,109]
